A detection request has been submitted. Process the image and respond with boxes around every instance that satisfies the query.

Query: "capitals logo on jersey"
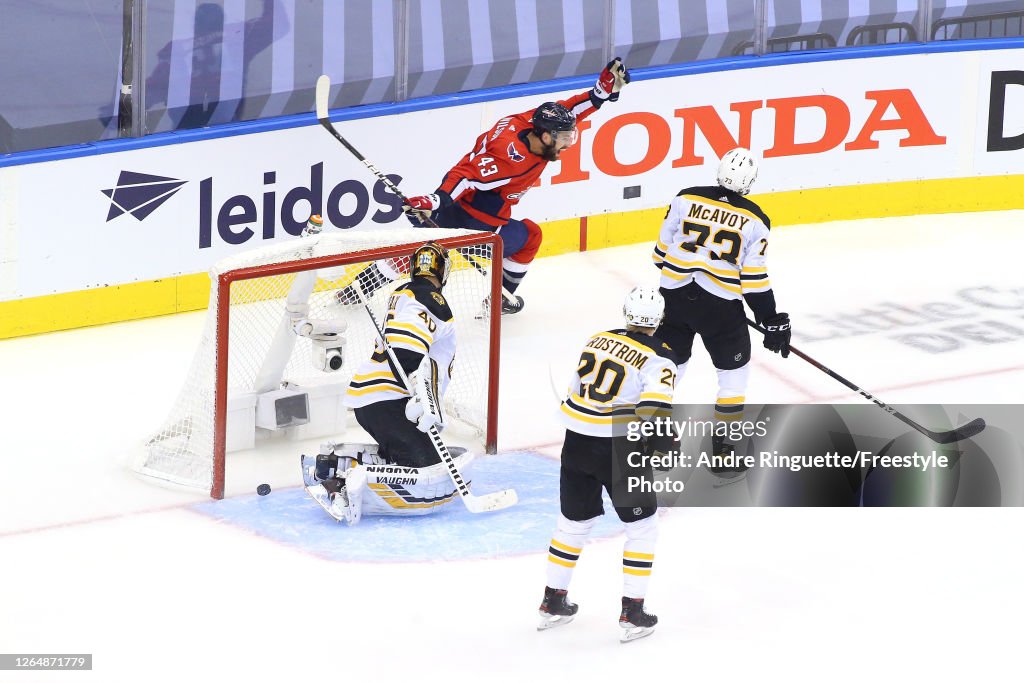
[507,142,525,163]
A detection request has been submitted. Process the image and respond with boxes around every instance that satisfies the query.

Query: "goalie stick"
[364,303,517,513]
[746,319,985,444]
[315,74,520,308]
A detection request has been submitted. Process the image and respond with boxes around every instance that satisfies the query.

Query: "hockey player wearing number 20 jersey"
[540,287,679,643]
[404,58,631,315]
[652,148,792,475]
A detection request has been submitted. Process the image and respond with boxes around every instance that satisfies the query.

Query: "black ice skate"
[501,293,525,315]
[476,293,526,319]
[709,435,748,489]
[619,597,657,643]
[537,587,578,631]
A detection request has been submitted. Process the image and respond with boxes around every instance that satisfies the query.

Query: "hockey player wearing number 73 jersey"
[539,287,681,643]
[653,148,792,480]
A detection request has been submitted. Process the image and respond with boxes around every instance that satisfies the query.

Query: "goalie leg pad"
[358,451,475,517]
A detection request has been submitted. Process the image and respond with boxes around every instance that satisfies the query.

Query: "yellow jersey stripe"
[390,320,433,339]
[347,383,409,397]
[661,268,742,294]
[386,334,428,353]
[663,253,740,279]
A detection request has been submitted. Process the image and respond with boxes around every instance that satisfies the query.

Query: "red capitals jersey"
[437,91,601,227]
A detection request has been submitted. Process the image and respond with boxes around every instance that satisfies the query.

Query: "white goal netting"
[136,227,499,496]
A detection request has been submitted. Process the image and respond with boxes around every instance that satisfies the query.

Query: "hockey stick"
[316,74,519,304]
[364,303,518,513]
[746,319,985,444]
[315,75,425,218]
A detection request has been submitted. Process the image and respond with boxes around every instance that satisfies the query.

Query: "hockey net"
[136,228,501,498]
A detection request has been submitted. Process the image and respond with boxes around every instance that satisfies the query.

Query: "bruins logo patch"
[432,292,446,306]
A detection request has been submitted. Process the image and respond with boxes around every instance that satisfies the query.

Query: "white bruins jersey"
[559,329,679,438]
[653,185,773,302]
[345,280,455,408]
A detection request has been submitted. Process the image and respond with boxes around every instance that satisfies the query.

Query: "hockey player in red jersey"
[403,58,631,314]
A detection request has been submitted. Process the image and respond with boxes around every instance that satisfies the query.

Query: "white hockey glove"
[404,357,446,433]
[403,194,441,224]
[592,58,630,102]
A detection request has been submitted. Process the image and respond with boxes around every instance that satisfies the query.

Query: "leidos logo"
[102,171,186,221]
[198,162,403,248]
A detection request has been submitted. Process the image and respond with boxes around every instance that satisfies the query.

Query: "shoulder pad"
[408,279,453,321]
[649,334,682,364]
[677,185,722,200]
[730,194,772,228]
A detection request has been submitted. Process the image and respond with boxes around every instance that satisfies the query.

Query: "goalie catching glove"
[404,356,446,433]
[592,57,630,102]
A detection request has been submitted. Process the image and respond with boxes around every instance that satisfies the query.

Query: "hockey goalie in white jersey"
[301,242,474,524]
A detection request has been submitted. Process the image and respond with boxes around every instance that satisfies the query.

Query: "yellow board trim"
[4,175,1022,339]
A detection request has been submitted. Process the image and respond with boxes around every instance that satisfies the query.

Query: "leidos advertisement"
[3,47,1022,300]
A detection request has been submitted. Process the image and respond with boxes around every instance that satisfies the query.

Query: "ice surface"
[1,211,1022,681]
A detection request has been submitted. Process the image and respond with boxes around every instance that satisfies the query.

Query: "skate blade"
[619,625,655,643]
[537,612,575,631]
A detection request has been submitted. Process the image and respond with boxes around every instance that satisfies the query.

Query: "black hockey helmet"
[411,241,451,285]
[531,102,576,134]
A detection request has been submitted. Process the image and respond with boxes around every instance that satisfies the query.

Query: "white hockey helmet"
[716,147,759,195]
[623,286,665,329]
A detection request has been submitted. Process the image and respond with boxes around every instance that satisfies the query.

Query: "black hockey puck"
[257,484,271,496]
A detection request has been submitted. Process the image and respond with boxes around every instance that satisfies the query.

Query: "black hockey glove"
[761,312,791,358]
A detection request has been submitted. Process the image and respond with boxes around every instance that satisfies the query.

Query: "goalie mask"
[410,242,451,285]
[623,286,665,329]
[717,147,759,196]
